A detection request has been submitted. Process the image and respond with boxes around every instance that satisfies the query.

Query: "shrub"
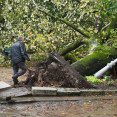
[85,76,102,84]
[103,75,111,81]
[108,81,115,86]
[115,79,117,82]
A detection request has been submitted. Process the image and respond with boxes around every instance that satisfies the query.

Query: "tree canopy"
[0,0,117,63]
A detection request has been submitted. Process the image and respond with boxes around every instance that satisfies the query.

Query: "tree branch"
[32,0,91,38]
[102,23,111,31]
[66,4,79,19]
[59,39,86,56]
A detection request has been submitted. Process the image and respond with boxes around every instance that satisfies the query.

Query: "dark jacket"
[10,41,30,64]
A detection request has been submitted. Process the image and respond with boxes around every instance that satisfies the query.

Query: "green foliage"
[108,81,115,86]
[95,0,117,18]
[0,53,12,67]
[95,45,116,56]
[103,75,111,81]
[30,52,47,62]
[85,76,102,84]
[0,54,4,63]
[85,75,116,86]
[115,79,117,82]
[0,61,12,67]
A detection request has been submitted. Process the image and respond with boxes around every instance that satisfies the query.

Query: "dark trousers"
[13,62,27,83]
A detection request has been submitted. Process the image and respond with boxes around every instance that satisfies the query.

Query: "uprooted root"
[25,53,95,88]
[25,62,75,87]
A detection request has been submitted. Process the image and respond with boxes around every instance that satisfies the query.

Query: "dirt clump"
[25,53,94,89]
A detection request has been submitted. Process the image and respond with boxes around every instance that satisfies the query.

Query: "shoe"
[18,82,23,87]
[12,74,19,85]
[11,83,18,88]
[13,84,20,88]
[12,74,18,79]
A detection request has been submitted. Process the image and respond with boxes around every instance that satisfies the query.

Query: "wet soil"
[0,95,117,117]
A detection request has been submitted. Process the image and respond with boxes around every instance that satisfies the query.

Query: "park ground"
[0,67,27,85]
[0,67,117,117]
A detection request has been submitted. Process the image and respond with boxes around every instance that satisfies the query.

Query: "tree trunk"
[71,46,117,76]
[63,53,78,63]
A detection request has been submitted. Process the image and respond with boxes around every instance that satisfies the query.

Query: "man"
[10,37,30,86]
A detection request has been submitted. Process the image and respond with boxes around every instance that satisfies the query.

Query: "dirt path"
[0,67,27,85]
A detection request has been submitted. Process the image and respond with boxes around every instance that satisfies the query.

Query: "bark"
[71,46,117,76]
[64,53,78,63]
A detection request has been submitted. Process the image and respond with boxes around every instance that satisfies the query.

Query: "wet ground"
[0,67,27,85]
[0,95,117,117]
[0,67,117,117]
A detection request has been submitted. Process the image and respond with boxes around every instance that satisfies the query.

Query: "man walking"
[10,37,30,86]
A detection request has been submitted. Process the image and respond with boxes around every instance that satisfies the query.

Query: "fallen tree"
[31,0,117,75]
[71,45,117,76]
[22,0,117,85]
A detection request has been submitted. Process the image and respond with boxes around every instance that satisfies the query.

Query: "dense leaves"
[0,0,117,63]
